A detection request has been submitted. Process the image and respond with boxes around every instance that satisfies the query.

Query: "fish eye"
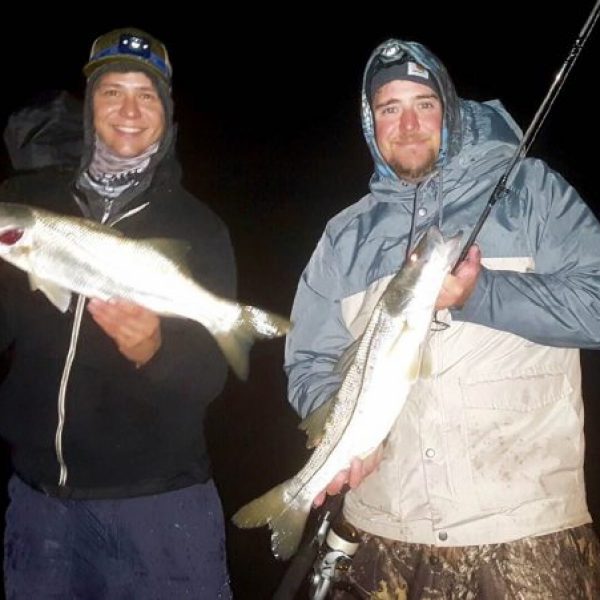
[0,229,24,245]
[409,252,419,263]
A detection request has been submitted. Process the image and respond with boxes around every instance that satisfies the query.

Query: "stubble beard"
[389,146,439,183]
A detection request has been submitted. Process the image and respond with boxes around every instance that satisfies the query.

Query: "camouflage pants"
[331,524,600,599]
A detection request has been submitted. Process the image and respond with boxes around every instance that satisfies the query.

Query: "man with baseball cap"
[286,38,600,596]
[0,28,234,597]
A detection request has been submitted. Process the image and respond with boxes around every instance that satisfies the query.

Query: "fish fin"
[333,336,361,374]
[420,345,433,378]
[214,332,251,380]
[298,397,335,448]
[407,343,432,380]
[144,238,191,265]
[28,274,72,312]
[83,220,125,236]
[270,499,312,560]
[214,306,291,380]
[407,354,422,381]
[232,481,311,561]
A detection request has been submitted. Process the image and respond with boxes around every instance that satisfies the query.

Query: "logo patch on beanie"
[407,62,430,79]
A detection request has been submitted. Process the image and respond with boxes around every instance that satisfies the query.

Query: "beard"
[387,144,439,183]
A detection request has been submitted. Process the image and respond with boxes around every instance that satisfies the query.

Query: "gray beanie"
[370,60,441,101]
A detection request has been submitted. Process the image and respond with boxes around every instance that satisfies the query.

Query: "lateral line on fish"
[289,306,390,504]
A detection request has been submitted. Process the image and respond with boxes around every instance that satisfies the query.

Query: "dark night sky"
[1,3,599,597]
[1,4,598,302]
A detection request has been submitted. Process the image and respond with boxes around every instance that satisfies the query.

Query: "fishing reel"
[273,495,367,599]
[309,513,362,600]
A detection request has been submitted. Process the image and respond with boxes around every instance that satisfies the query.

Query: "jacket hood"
[77,63,175,176]
[362,39,521,189]
[3,90,83,172]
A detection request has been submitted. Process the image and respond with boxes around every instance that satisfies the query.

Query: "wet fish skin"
[0,202,290,379]
[232,226,462,559]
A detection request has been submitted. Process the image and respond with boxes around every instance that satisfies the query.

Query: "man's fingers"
[313,491,326,508]
[454,244,481,277]
[348,458,364,489]
[314,470,348,508]
[363,445,384,477]
[468,244,481,261]
[313,446,385,507]
[327,470,349,494]
[88,299,158,340]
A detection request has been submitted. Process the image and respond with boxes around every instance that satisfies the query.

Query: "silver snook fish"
[0,202,290,379]
[233,226,462,558]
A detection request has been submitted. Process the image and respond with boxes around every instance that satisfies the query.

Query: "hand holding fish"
[435,244,481,310]
[312,444,384,508]
[88,299,161,366]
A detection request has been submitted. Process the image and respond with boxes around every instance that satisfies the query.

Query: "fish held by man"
[232,226,462,559]
[0,202,290,379]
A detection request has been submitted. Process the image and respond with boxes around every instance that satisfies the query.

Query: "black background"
[0,3,599,597]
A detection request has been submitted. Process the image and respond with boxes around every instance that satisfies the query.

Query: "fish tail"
[232,481,311,560]
[215,306,291,380]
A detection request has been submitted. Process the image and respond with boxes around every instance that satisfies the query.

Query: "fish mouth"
[424,227,463,265]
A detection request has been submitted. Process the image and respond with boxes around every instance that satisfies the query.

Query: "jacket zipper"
[55,198,150,487]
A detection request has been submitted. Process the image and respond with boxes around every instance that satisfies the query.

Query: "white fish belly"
[293,327,424,506]
[28,218,240,329]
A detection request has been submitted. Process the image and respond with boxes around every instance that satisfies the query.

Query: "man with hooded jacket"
[0,28,234,597]
[286,39,600,596]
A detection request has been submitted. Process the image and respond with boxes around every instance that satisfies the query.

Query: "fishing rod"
[454,0,600,269]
